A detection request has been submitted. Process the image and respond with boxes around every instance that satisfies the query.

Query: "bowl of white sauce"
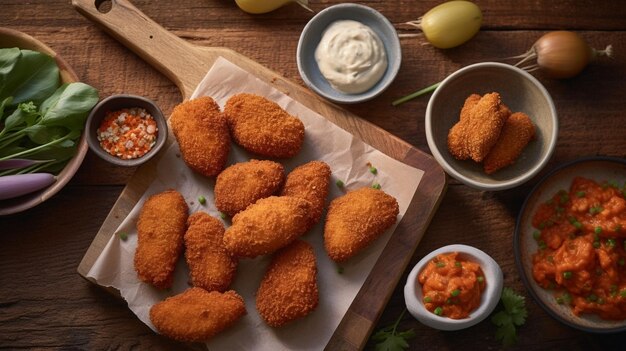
[297,3,402,104]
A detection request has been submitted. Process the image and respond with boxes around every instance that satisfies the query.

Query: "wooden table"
[1,1,625,349]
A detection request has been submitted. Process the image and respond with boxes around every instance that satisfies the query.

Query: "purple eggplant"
[0,173,56,200]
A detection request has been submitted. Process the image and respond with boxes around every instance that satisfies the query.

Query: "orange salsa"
[532,177,626,319]
[418,252,486,319]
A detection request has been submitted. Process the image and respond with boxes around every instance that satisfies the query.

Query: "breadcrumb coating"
[224,93,304,158]
[135,189,188,289]
[447,93,511,162]
[256,240,319,327]
[324,187,399,262]
[223,196,313,258]
[280,161,331,228]
[150,288,246,342]
[170,96,230,177]
[184,212,238,292]
[215,159,285,216]
[483,112,535,174]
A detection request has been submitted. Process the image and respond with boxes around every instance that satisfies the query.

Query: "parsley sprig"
[491,287,528,347]
[371,309,415,351]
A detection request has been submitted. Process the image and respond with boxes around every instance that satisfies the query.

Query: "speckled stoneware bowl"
[296,3,401,104]
[425,62,558,191]
[85,94,167,167]
[515,156,626,333]
[404,244,503,331]
[0,27,88,216]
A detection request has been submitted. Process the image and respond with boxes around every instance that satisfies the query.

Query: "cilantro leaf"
[491,287,528,347]
[371,309,415,351]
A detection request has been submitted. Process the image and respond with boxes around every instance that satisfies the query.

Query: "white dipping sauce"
[314,20,388,94]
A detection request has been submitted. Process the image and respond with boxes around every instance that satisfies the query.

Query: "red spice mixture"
[97,108,158,160]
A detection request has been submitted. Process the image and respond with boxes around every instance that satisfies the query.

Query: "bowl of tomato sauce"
[515,156,626,332]
[404,244,503,331]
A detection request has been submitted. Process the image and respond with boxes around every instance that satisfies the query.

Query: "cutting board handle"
[72,0,216,98]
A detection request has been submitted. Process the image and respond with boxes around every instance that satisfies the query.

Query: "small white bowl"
[404,244,503,331]
[296,3,401,104]
[425,62,558,191]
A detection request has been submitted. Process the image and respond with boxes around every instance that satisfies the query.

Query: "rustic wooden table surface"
[1,0,625,350]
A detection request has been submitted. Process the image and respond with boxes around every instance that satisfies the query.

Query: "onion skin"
[235,0,311,14]
[534,31,593,79]
[0,173,56,200]
[421,1,483,49]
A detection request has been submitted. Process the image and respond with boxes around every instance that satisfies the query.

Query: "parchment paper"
[86,57,424,350]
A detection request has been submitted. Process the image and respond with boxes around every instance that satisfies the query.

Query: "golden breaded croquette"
[483,112,535,174]
[215,160,284,217]
[280,161,331,228]
[256,240,318,327]
[184,212,238,292]
[224,93,305,158]
[324,187,399,262]
[447,94,481,160]
[223,196,312,258]
[150,288,246,342]
[135,189,189,289]
[170,96,230,177]
[447,93,511,162]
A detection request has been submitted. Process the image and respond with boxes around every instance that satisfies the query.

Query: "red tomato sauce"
[418,252,486,319]
[532,177,626,319]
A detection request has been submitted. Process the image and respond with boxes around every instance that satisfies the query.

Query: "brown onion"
[513,31,612,79]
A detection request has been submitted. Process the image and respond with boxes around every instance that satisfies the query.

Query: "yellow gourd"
[235,0,312,14]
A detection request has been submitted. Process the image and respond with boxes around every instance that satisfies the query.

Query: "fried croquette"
[256,240,318,327]
[150,288,246,342]
[280,161,331,227]
[447,93,511,162]
[215,160,284,216]
[324,187,399,262]
[135,190,189,289]
[224,93,305,158]
[483,112,535,174]
[223,196,313,258]
[447,94,481,160]
[170,96,230,177]
[184,212,238,292]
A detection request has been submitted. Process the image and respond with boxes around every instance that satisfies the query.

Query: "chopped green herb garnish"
[595,226,602,234]
[587,294,598,302]
[118,232,128,241]
[451,289,460,297]
[621,290,626,298]
[562,271,573,279]
[455,261,462,268]
[436,262,445,268]
[576,191,586,198]
[590,205,604,215]
[477,276,484,283]
[607,238,616,248]
[335,179,344,188]
[538,240,547,250]
[446,298,453,305]
[372,182,381,190]
[533,231,541,240]
[220,212,228,220]
[572,221,583,230]
[424,296,432,303]
[197,195,206,205]
[369,166,378,175]
[434,307,443,316]
[593,241,601,249]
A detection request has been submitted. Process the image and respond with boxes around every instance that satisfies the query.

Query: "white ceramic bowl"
[425,62,558,191]
[296,3,401,104]
[404,244,503,331]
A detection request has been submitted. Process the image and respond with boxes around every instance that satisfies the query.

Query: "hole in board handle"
[95,0,112,13]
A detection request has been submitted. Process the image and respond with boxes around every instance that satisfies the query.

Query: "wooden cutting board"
[73,0,447,349]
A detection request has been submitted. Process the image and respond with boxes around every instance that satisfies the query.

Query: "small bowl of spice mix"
[86,94,167,166]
